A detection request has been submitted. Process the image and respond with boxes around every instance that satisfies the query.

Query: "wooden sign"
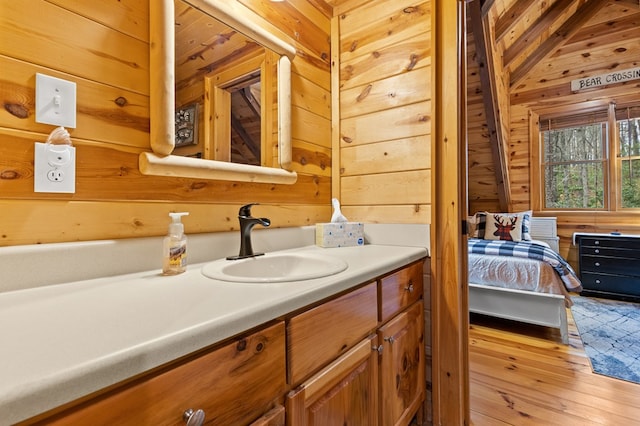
[571,67,640,91]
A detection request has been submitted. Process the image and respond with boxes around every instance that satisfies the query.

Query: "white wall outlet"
[35,73,77,128]
[34,142,76,193]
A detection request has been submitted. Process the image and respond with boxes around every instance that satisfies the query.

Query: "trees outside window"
[619,117,640,208]
[537,105,640,211]
[543,123,606,209]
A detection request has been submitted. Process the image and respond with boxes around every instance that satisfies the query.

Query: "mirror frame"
[140,0,297,184]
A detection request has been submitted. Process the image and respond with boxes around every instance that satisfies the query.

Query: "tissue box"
[315,222,364,247]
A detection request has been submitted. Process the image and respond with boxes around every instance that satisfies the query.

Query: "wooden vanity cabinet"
[28,322,286,426]
[24,259,426,426]
[287,260,426,426]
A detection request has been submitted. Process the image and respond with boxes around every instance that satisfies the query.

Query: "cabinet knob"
[594,249,600,254]
[595,279,601,284]
[183,409,205,426]
[595,240,600,245]
[595,262,600,267]
[384,336,395,344]
[405,281,414,293]
[373,345,383,354]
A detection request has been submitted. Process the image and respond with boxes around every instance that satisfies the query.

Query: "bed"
[467,215,582,344]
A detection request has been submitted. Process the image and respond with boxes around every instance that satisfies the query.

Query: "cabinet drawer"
[379,261,424,323]
[580,255,640,277]
[37,323,286,425]
[581,272,640,297]
[288,282,378,386]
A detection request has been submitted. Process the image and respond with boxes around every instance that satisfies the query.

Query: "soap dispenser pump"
[163,212,189,275]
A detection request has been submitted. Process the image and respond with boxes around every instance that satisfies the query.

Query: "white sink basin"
[201,252,348,283]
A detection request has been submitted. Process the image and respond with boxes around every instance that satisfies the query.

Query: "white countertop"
[0,244,427,424]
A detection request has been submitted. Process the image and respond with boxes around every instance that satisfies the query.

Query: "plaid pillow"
[474,211,532,241]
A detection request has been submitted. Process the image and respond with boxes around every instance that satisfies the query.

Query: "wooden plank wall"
[466,17,501,214]
[335,0,432,225]
[333,0,434,421]
[0,0,332,246]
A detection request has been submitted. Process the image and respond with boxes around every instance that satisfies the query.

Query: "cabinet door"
[286,335,379,426]
[378,301,425,426]
[36,322,286,425]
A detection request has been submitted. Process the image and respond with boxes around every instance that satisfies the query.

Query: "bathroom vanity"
[0,242,427,425]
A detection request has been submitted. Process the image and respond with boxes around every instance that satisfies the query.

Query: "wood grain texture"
[29,322,287,425]
[286,336,379,426]
[468,0,640,243]
[0,0,332,246]
[379,261,424,324]
[431,1,469,424]
[470,309,640,425]
[287,282,378,386]
[0,200,330,246]
[249,405,285,426]
[378,300,425,426]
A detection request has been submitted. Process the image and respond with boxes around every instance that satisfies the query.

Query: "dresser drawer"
[580,246,640,259]
[581,272,640,297]
[288,282,378,386]
[578,237,640,250]
[580,255,640,277]
[379,261,424,323]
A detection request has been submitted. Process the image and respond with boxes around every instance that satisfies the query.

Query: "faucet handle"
[239,203,259,217]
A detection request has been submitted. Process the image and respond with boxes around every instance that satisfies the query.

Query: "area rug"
[571,295,640,384]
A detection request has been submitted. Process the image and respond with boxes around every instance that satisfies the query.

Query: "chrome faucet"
[227,203,271,260]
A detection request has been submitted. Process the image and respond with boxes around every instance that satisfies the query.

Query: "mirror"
[141,0,297,184]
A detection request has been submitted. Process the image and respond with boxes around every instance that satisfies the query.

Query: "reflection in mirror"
[174,0,273,166]
[227,77,262,166]
[141,0,297,184]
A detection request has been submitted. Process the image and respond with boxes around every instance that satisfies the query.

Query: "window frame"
[531,102,640,212]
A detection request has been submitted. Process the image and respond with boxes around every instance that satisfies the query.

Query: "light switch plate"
[35,73,77,128]
[34,142,76,193]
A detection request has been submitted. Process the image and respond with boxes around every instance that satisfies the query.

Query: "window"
[535,104,640,211]
[618,111,640,208]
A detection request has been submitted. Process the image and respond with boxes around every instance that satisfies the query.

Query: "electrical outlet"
[35,73,77,128]
[34,142,76,193]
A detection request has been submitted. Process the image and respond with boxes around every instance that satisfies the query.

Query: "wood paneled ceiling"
[495,0,640,106]
[470,0,640,210]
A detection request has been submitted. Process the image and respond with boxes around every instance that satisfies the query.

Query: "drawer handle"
[595,262,600,267]
[594,241,600,245]
[594,249,600,254]
[595,279,601,284]
[183,409,205,426]
[405,281,414,293]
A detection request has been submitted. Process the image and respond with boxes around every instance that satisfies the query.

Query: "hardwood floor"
[469,308,640,425]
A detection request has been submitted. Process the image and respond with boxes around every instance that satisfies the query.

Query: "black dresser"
[574,233,640,301]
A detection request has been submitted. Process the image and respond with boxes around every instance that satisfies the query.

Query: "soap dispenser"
[163,212,189,275]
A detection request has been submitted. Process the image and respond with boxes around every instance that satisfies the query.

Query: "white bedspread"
[468,253,573,306]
